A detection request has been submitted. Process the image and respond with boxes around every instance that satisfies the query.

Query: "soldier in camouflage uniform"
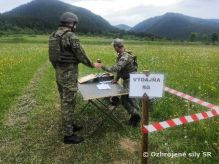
[94,38,141,127]
[49,12,94,144]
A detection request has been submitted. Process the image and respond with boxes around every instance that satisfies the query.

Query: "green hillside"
[131,13,219,40]
[0,0,117,34]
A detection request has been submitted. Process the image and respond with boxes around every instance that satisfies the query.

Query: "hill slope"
[131,13,219,39]
[115,24,131,31]
[0,0,116,34]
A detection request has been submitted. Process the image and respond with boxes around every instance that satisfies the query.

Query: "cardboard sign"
[78,74,96,84]
[78,73,114,84]
[129,73,164,98]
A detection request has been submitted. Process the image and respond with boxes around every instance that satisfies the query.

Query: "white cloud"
[64,0,183,16]
[103,5,166,26]
[62,0,184,26]
[63,0,219,26]
[0,0,32,13]
[172,0,219,20]
[1,0,219,26]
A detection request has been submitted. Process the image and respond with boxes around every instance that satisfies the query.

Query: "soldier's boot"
[64,134,84,144]
[129,114,141,127]
[72,124,83,132]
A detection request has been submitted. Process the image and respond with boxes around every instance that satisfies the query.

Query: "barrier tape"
[142,87,219,134]
[142,109,219,134]
[164,87,219,110]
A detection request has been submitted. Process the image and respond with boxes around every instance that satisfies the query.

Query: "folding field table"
[78,80,128,128]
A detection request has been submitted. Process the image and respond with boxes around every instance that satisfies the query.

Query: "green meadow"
[0,35,218,163]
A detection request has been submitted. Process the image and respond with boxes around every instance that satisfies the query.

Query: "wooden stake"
[142,94,149,164]
[142,70,150,164]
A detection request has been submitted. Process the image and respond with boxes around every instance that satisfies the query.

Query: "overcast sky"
[1,0,219,26]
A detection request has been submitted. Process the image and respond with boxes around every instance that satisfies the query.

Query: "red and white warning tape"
[142,87,219,134]
[164,87,219,110]
[142,109,219,134]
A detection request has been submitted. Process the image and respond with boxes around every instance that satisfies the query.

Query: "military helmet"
[60,12,79,24]
[112,38,124,47]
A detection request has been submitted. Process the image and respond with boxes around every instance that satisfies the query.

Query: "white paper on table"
[96,84,111,90]
[99,81,112,84]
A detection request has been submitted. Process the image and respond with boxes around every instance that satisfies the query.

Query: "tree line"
[190,32,218,43]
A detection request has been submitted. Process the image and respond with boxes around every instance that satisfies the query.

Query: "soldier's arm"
[101,56,129,73]
[70,38,94,68]
[114,73,121,82]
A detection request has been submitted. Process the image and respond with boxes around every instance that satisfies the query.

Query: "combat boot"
[129,114,141,127]
[64,134,84,144]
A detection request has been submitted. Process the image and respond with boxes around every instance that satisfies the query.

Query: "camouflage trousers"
[52,62,78,136]
[121,79,140,115]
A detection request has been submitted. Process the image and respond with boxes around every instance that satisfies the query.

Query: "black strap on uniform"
[58,30,70,52]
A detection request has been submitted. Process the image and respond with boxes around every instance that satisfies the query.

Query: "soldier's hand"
[111,80,117,84]
[94,63,102,69]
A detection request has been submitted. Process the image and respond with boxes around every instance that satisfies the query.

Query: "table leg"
[89,100,124,128]
[96,99,118,117]
[79,101,90,114]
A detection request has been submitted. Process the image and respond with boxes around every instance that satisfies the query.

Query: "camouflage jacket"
[101,51,137,81]
[52,27,94,68]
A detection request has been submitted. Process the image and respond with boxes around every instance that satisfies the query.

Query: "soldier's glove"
[111,80,117,84]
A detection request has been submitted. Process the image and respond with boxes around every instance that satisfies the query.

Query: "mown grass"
[0,43,48,121]
[0,35,218,163]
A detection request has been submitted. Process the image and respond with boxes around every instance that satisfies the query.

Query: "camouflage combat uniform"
[49,27,94,136]
[101,51,140,115]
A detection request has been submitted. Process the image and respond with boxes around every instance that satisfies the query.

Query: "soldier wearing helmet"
[49,12,94,144]
[94,38,141,127]
[60,12,79,32]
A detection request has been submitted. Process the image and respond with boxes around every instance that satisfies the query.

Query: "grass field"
[0,35,218,163]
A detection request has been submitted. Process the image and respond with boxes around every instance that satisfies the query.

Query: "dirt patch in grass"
[119,137,140,154]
